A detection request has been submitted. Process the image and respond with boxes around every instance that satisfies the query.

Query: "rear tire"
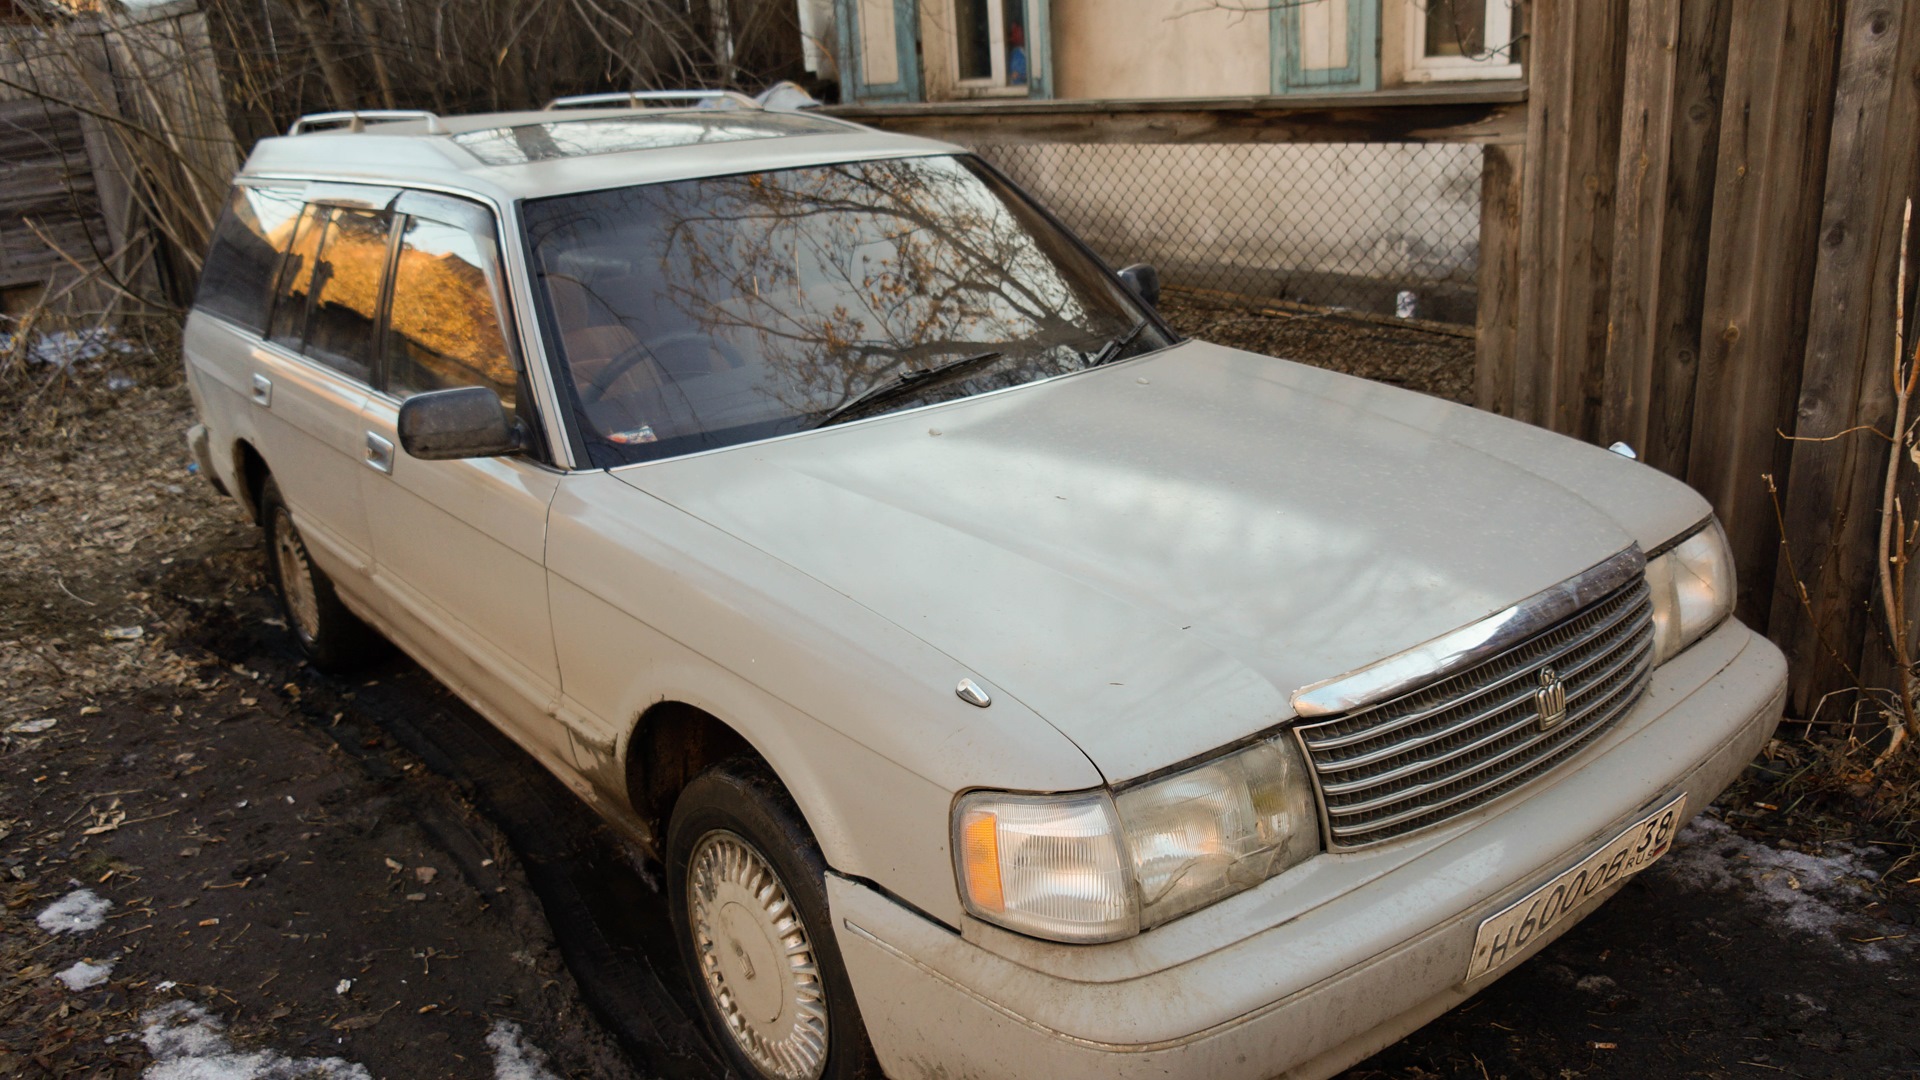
[260,477,377,672]
[666,758,880,1080]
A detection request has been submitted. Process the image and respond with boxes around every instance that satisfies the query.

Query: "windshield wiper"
[813,350,1005,429]
[1087,318,1149,368]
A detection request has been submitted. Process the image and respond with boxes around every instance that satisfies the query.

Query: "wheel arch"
[606,677,962,926]
[233,438,270,525]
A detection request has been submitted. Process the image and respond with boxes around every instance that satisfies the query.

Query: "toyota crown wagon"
[179,92,1787,1080]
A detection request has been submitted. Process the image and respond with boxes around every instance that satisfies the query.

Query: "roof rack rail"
[288,109,443,136]
[543,90,760,111]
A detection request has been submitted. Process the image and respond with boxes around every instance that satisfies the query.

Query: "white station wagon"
[181,92,1787,1080]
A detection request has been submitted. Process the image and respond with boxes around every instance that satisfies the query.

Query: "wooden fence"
[1483,0,1920,720]
[0,0,239,312]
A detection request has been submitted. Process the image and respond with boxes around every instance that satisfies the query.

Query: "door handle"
[250,373,272,406]
[364,432,394,475]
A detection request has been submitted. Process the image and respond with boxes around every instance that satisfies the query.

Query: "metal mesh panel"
[975,142,1483,325]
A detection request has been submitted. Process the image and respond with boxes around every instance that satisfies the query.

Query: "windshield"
[522,154,1171,467]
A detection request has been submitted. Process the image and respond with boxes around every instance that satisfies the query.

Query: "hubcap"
[687,830,829,1080]
[271,507,321,646]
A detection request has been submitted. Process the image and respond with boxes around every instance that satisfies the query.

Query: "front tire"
[260,477,377,672]
[666,759,879,1080]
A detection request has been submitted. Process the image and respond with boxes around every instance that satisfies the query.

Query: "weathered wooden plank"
[1770,0,1920,716]
[1600,0,1730,475]
[1510,0,1633,436]
[1475,144,1524,415]
[831,85,1529,147]
[1688,0,1844,627]
[0,170,103,214]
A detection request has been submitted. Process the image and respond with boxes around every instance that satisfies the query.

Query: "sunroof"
[452,111,848,165]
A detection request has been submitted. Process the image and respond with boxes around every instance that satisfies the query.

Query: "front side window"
[385,202,516,407]
[524,155,1168,468]
[194,185,304,333]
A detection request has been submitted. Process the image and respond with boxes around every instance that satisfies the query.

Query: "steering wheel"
[583,332,747,401]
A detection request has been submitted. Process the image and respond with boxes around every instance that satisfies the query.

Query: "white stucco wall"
[1051,0,1270,99]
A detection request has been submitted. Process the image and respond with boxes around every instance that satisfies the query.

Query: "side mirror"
[396,386,526,460]
[1117,263,1161,309]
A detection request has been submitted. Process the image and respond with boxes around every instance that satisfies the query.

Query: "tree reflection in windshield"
[523,155,1164,466]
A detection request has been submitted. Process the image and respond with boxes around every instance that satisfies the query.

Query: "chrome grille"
[1293,578,1655,849]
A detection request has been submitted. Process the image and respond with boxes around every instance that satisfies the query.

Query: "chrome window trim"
[1289,546,1648,718]
[241,171,579,470]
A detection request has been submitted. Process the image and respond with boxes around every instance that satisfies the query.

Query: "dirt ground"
[1158,290,1478,404]
[2,322,1917,1079]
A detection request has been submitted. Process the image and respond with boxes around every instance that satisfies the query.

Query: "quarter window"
[194,185,303,333]
[385,208,516,407]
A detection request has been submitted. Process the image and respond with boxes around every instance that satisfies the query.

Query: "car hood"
[615,340,1705,783]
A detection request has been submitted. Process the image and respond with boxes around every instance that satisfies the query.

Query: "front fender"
[546,471,1104,927]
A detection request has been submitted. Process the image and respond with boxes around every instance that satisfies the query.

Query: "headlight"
[1646,518,1735,665]
[953,736,1319,942]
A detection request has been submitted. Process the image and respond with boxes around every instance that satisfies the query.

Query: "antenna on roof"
[287,110,444,136]
[542,89,760,111]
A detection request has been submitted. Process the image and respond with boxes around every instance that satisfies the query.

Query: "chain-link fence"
[973,141,1484,326]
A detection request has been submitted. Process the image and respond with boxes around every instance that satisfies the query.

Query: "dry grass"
[0,324,248,728]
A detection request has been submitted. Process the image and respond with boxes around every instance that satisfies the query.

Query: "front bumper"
[829,618,1786,1079]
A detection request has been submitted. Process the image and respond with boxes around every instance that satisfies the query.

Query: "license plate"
[1466,793,1686,981]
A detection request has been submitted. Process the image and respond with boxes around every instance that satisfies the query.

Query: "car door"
[248,191,396,587]
[356,190,565,757]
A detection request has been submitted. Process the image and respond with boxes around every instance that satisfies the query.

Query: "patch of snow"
[37,888,112,934]
[1663,815,1894,959]
[486,1020,561,1080]
[1574,974,1617,995]
[0,327,135,370]
[56,959,113,990]
[139,1000,371,1080]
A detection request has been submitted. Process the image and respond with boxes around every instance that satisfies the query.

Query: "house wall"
[1051,0,1269,99]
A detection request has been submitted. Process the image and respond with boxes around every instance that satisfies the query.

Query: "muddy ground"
[1,322,1917,1079]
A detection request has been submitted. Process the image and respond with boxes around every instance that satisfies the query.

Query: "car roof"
[238,105,962,205]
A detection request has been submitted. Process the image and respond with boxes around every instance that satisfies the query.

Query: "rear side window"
[268,204,391,383]
[194,185,303,333]
[385,198,516,407]
[303,208,390,382]
[267,204,326,350]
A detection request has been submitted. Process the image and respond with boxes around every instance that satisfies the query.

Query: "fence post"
[1475,143,1523,417]
[1686,0,1843,627]
[1771,0,1920,717]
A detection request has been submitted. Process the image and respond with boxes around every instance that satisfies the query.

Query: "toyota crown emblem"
[1534,667,1569,731]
